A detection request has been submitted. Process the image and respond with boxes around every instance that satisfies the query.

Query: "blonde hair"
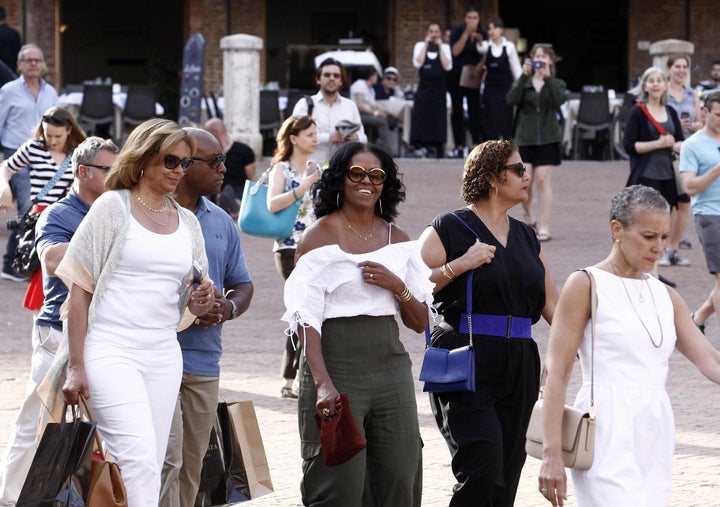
[105,118,196,190]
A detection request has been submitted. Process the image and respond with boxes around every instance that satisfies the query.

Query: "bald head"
[185,127,220,149]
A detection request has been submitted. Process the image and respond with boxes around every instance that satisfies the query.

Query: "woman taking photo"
[419,139,557,506]
[0,106,86,309]
[667,55,702,139]
[267,115,319,398]
[283,142,433,506]
[538,185,720,506]
[58,118,215,507]
[506,43,567,242]
[623,66,687,269]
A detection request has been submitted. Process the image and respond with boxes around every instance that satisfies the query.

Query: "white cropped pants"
[84,338,182,507]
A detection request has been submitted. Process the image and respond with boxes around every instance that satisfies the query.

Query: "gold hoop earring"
[337,192,342,209]
[140,169,144,179]
[492,186,499,198]
[376,198,383,216]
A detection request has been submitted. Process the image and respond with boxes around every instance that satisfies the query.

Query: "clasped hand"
[464,239,496,269]
[188,278,215,316]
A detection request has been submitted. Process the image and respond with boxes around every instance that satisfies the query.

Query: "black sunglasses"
[190,153,226,170]
[164,154,193,171]
[347,165,387,185]
[42,114,70,127]
[83,163,112,171]
[504,162,527,178]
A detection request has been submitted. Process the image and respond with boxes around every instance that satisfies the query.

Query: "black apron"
[411,51,447,144]
[482,46,514,140]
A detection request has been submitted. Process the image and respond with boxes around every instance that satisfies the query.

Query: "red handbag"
[313,393,366,466]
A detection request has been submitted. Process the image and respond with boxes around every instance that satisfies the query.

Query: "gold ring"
[217,314,222,323]
[194,318,201,326]
[370,273,374,279]
[322,408,331,417]
[541,488,548,494]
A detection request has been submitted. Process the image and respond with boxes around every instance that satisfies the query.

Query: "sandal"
[537,231,552,242]
[281,387,298,399]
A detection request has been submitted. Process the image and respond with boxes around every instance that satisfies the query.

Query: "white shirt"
[291,91,368,163]
[412,42,452,70]
[350,79,377,110]
[283,241,434,336]
[479,37,522,79]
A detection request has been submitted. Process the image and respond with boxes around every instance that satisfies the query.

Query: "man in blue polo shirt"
[0,136,118,506]
[160,128,253,507]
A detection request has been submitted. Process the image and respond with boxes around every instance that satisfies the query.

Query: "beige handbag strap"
[539,268,597,414]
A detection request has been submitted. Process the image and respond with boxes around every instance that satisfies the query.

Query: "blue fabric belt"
[458,313,533,339]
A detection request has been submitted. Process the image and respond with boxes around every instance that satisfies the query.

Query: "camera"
[7,215,32,231]
[532,61,543,69]
[680,112,690,119]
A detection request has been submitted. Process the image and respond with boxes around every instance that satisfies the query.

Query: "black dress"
[429,208,545,507]
[482,46,514,140]
[411,47,448,150]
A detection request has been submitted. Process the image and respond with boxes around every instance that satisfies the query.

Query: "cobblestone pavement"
[0,159,719,506]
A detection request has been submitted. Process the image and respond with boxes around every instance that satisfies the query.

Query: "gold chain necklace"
[135,198,171,226]
[134,192,168,213]
[608,260,664,348]
[339,210,375,241]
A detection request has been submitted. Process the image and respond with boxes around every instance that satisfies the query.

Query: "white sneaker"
[1,270,26,282]
[657,249,671,267]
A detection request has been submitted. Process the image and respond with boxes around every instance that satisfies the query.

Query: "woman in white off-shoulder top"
[283,142,434,506]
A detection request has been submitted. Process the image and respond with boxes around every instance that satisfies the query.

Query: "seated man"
[374,67,413,155]
[373,66,405,100]
[349,67,395,154]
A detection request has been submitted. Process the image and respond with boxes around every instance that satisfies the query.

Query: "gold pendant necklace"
[608,260,664,348]
[339,210,375,241]
[134,192,168,213]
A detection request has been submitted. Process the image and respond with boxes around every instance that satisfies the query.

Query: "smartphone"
[192,260,203,284]
[532,61,543,69]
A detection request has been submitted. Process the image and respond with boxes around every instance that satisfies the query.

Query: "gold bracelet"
[394,285,412,302]
[440,263,457,281]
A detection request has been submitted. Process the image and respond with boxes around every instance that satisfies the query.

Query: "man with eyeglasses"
[159,128,253,507]
[292,57,367,163]
[0,137,117,506]
[0,43,58,281]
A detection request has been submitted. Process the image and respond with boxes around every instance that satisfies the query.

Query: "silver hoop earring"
[140,169,144,179]
[376,198,383,217]
[337,192,342,209]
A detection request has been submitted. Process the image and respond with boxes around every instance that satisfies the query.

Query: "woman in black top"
[448,7,488,157]
[419,139,557,507]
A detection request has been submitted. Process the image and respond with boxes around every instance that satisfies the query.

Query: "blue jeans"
[2,147,31,273]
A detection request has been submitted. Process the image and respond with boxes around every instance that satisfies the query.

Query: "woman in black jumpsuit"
[410,22,451,158]
[419,140,557,507]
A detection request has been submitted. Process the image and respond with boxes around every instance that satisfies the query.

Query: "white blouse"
[282,240,434,336]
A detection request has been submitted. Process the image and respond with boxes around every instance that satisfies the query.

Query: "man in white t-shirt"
[291,58,367,163]
[350,67,395,155]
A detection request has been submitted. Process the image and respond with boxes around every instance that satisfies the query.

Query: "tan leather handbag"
[525,269,596,470]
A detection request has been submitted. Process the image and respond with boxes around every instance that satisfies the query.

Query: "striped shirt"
[1,139,74,205]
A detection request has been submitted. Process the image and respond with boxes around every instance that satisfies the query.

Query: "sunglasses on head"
[347,165,387,185]
[163,154,193,171]
[504,162,527,178]
[190,153,226,170]
[42,114,70,127]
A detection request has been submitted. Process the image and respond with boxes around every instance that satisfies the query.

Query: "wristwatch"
[229,299,240,320]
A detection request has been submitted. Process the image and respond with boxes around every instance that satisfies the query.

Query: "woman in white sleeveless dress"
[537,185,720,506]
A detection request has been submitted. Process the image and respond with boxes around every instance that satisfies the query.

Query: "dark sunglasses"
[190,153,226,170]
[347,165,387,185]
[83,163,112,171]
[42,114,70,127]
[504,162,527,178]
[164,154,193,171]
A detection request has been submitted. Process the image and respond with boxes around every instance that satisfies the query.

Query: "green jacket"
[506,74,567,146]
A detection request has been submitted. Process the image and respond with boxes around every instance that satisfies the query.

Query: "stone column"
[221,34,263,157]
[649,39,694,87]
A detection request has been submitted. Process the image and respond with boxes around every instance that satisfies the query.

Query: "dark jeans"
[276,249,301,379]
[2,147,31,273]
[447,73,482,148]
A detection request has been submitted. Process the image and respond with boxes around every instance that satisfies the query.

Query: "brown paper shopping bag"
[222,401,274,500]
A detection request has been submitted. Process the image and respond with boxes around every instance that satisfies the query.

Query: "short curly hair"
[461,140,518,203]
[313,142,405,221]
